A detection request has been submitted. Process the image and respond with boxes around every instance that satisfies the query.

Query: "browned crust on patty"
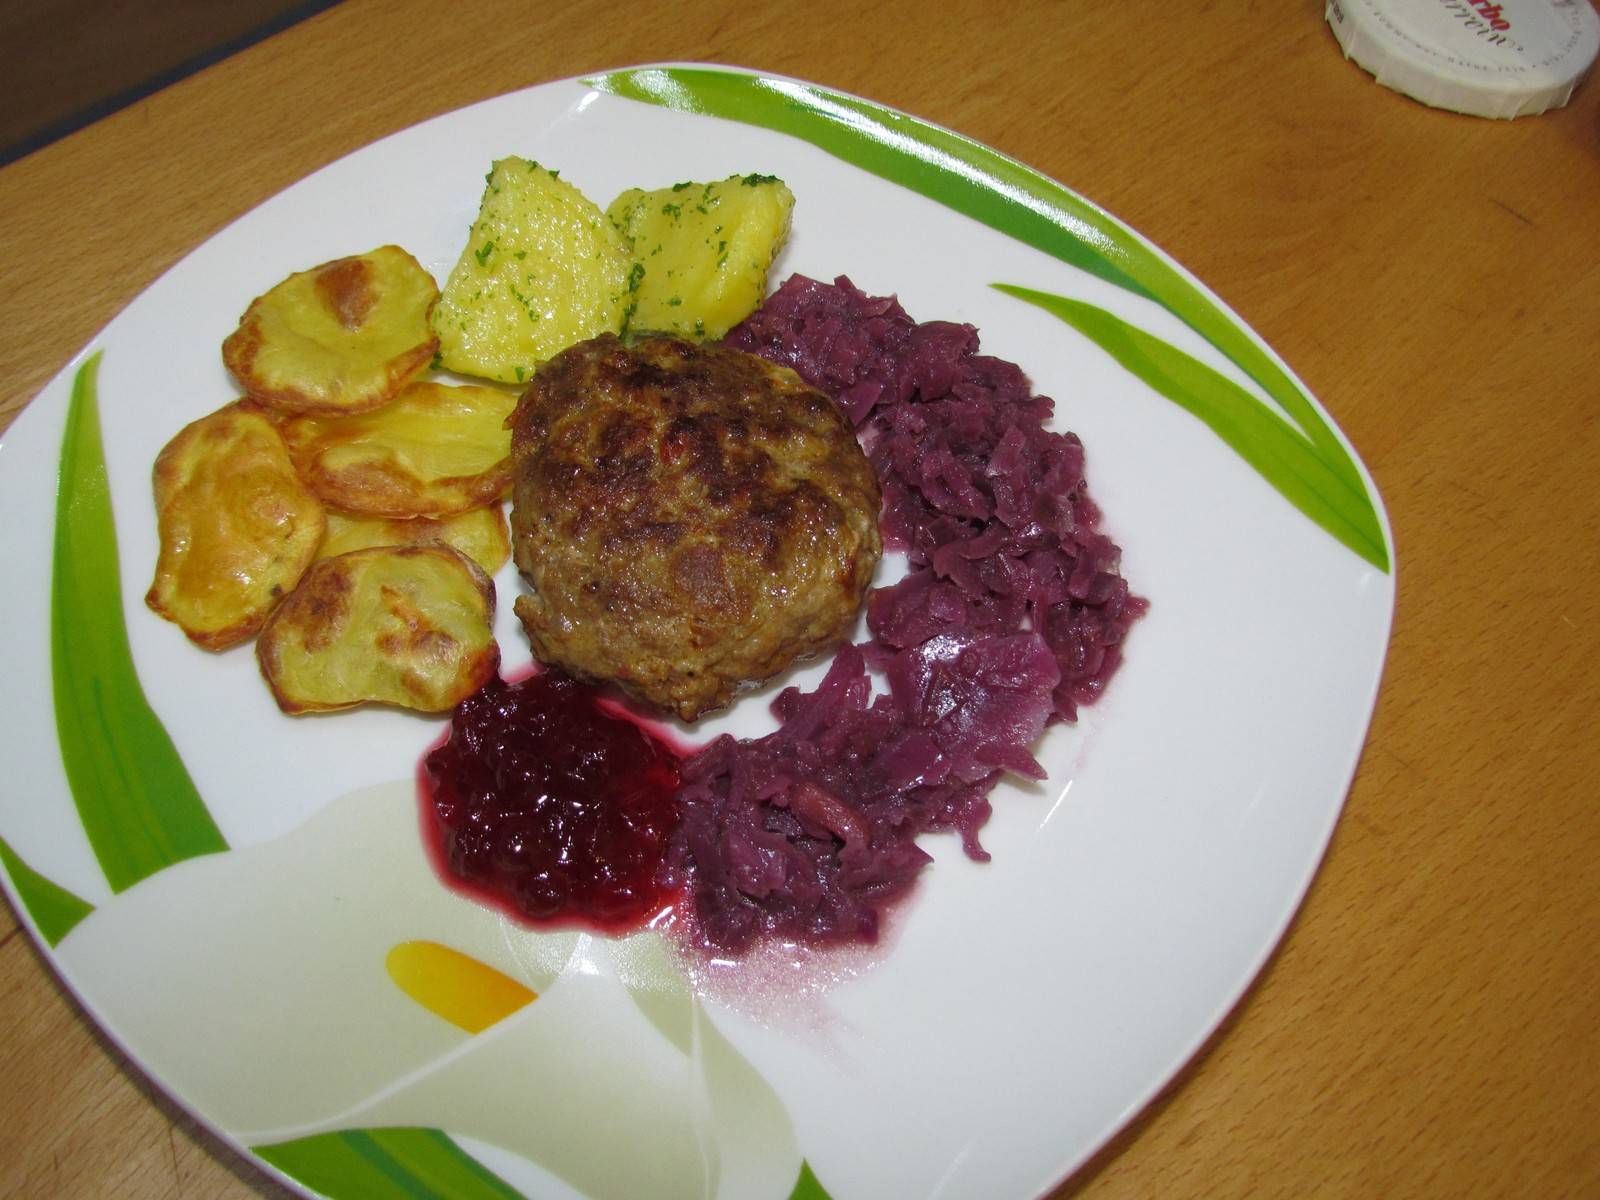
[508,334,882,721]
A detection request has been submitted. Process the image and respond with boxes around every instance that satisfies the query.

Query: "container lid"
[1326,0,1600,118]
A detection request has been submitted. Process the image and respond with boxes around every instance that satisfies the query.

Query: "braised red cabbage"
[665,275,1145,953]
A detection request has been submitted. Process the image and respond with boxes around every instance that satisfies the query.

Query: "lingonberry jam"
[421,670,688,934]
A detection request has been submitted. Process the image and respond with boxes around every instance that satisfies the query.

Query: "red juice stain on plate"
[419,669,694,935]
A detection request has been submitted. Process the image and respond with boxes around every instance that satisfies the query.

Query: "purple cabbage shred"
[663,275,1146,953]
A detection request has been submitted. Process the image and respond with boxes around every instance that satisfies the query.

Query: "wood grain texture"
[2,1,1597,1197]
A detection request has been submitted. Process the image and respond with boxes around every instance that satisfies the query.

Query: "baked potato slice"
[223,245,439,416]
[277,380,516,518]
[256,544,498,714]
[432,158,633,384]
[606,174,794,340]
[146,402,325,650]
[319,506,510,575]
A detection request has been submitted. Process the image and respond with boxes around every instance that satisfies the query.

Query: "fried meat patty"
[508,333,882,721]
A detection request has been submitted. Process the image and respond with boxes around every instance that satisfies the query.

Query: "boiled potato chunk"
[222,245,439,416]
[606,174,795,340]
[276,380,516,518]
[256,545,498,714]
[319,507,510,575]
[146,402,326,651]
[433,159,633,384]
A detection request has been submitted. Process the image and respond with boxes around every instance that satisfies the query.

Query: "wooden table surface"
[3,1,1597,1196]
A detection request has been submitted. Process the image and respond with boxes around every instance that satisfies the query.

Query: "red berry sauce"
[420,670,690,934]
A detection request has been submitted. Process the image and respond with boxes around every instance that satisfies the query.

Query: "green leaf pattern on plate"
[586,66,1389,573]
[51,353,228,893]
[994,285,1390,570]
[788,1160,836,1200]
[0,834,95,946]
[255,1127,836,1200]
[255,1128,526,1200]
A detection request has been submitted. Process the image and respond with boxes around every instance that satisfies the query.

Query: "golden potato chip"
[256,544,498,714]
[146,402,326,650]
[277,380,516,518]
[223,245,440,416]
[319,506,510,575]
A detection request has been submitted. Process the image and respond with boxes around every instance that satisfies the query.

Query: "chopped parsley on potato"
[607,173,795,341]
[432,158,633,384]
